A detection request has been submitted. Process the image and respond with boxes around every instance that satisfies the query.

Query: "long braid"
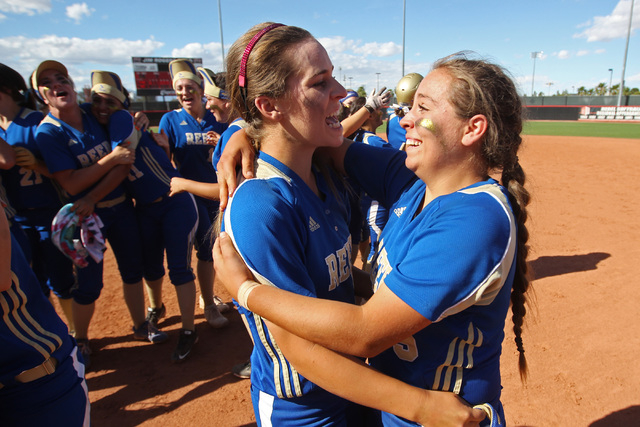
[434,52,532,382]
[502,161,531,381]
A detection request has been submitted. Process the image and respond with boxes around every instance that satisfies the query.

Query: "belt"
[0,357,58,389]
[150,191,171,204]
[96,194,127,209]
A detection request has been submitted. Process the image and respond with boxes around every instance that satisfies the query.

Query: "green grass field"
[522,121,639,139]
[375,121,639,139]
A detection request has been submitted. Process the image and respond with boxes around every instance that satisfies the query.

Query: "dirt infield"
[58,134,640,426]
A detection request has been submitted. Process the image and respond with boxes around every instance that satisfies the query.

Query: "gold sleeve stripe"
[432,322,483,393]
[12,275,63,348]
[140,146,171,187]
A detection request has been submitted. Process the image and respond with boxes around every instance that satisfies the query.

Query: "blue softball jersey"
[223,152,357,425]
[345,143,516,426]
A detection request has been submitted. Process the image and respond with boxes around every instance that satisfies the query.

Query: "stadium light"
[530,51,542,96]
[217,0,225,70]
[617,0,634,107]
[608,68,613,96]
[376,72,381,91]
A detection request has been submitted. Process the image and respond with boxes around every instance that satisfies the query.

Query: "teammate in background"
[32,60,165,367]
[215,23,485,426]
[158,59,229,329]
[0,205,90,427]
[345,96,393,271]
[386,72,423,150]
[0,63,76,326]
[215,52,531,426]
[87,71,200,362]
[340,89,358,109]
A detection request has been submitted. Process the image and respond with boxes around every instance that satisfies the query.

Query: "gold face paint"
[416,118,436,132]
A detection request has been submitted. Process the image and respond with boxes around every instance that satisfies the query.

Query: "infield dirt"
[57,134,640,426]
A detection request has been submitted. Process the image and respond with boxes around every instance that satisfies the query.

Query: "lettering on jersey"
[184,132,208,145]
[76,141,111,167]
[308,216,320,232]
[393,206,407,217]
[325,239,352,291]
[372,240,392,292]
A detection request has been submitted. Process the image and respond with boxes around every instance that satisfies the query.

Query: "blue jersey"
[386,114,406,150]
[223,152,355,421]
[345,143,516,426]
[159,108,227,183]
[35,110,124,203]
[1,108,62,211]
[211,118,246,171]
[0,233,73,385]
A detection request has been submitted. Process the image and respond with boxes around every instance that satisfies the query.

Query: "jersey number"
[19,169,43,187]
[393,336,418,362]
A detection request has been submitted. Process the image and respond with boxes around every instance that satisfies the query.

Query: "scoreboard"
[132,57,203,96]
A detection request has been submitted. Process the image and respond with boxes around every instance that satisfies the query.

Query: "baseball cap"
[91,70,128,107]
[169,59,202,90]
[197,67,227,100]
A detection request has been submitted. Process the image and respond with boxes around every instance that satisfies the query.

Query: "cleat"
[133,320,169,344]
[172,329,198,363]
[204,304,229,328]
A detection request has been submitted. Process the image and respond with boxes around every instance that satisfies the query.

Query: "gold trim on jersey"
[432,322,483,394]
[140,146,172,187]
[1,272,63,358]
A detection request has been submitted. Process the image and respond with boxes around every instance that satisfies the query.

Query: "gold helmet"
[395,72,423,105]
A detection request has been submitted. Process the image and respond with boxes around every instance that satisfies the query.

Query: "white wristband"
[237,280,261,310]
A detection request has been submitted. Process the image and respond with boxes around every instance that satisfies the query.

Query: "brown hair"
[433,52,532,381]
[225,23,313,146]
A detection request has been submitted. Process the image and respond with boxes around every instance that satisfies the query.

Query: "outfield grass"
[522,121,640,139]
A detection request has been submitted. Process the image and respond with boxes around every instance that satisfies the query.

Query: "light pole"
[608,68,613,96]
[530,51,542,96]
[546,82,554,96]
[348,77,353,89]
[618,0,634,107]
[376,73,381,91]
[217,0,225,70]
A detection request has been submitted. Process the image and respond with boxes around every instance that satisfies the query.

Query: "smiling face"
[205,94,231,123]
[400,68,468,182]
[37,68,77,112]
[175,78,203,112]
[274,39,346,150]
[91,92,123,125]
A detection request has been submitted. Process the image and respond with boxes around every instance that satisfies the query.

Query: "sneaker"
[214,295,231,313]
[232,360,251,379]
[172,329,198,363]
[133,321,169,344]
[146,304,166,328]
[204,304,229,328]
[76,338,92,368]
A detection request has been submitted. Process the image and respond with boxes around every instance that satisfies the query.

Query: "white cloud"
[555,50,571,59]
[317,36,402,58]
[0,0,50,15]
[594,49,606,54]
[627,72,640,82]
[576,50,589,56]
[170,41,227,71]
[574,0,640,42]
[0,35,164,72]
[66,2,93,23]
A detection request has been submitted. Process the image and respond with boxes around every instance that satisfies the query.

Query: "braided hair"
[434,52,532,381]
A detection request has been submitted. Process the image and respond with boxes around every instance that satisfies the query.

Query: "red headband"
[238,23,285,88]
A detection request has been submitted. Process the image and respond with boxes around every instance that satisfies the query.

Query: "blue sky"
[1,0,638,98]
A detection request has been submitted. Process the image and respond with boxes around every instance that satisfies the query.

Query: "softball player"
[158,59,229,328]
[0,63,75,315]
[33,60,154,366]
[105,103,200,362]
[215,54,531,427]
[0,208,89,427]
